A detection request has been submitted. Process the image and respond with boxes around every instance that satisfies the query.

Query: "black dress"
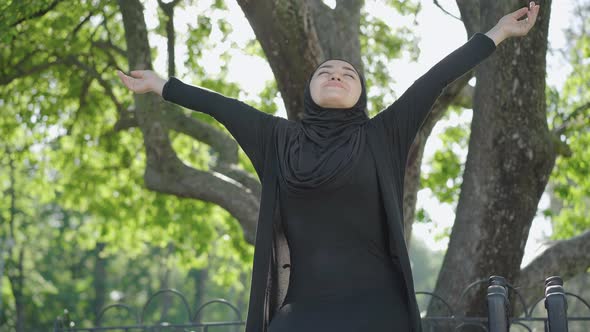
[161,32,497,332]
[268,143,410,332]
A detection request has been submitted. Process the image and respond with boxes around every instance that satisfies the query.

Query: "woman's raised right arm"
[161,76,275,134]
[117,70,280,178]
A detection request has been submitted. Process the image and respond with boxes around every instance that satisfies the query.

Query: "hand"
[117,69,166,96]
[498,1,540,38]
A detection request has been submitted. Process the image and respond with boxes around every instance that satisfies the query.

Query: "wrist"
[153,76,167,97]
[485,24,507,46]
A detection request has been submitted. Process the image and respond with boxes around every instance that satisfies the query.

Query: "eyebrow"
[317,64,358,76]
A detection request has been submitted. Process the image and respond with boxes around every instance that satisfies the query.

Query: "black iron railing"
[54,276,590,332]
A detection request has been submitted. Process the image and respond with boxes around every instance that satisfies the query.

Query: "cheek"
[351,82,362,100]
[309,80,322,102]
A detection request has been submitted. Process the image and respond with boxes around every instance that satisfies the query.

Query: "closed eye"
[317,71,356,79]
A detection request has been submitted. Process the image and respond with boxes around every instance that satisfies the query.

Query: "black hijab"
[276,59,369,196]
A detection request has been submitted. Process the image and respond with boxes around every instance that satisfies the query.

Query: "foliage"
[360,1,421,116]
[421,113,470,205]
[545,1,590,239]
[409,235,445,309]
[0,0,255,329]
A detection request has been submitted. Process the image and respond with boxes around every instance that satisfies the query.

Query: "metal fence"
[53,289,244,332]
[54,276,590,332]
[417,276,590,331]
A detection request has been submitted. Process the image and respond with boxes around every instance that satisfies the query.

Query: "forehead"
[314,60,359,75]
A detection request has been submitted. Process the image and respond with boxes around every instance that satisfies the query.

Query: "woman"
[118,3,539,331]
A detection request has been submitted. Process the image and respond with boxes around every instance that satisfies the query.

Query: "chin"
[320,97,350,108]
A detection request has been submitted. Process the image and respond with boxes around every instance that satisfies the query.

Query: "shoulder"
[273,118,303,137]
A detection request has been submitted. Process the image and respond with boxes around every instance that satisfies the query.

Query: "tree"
[1,1,254,329]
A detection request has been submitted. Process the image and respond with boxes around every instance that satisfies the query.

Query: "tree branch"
[552,101,590,136]
[92,40,127,58]
[335,0,364,14]
[160,104,262,195]
[9,0,62,27]
[67,56,125,114]
[236,0,323,120]
[314,0,363,71]
[515,230,590,312]
[550,134,573,158]
[433,0,462,21]
[455,0,480,36]
[113,107,138,132]
[67,77,93,135]
[2,10,106,86]
[159,105,239,165]
[0,58,63,85]
[144,163,260,244]
[157,0,180,77]
[211,163,262,198]
[452,82,474,109]
[70,11,95,39]
[115,103,262,196]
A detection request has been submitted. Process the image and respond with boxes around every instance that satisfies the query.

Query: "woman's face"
[309,59,362,109]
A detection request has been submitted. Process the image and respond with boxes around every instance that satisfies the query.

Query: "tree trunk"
[236,0,363,120]
[191,266,208,322]
[93,242,107,325]
[7,248,25,332]
[159,243,174,321]
[429,0,556,325]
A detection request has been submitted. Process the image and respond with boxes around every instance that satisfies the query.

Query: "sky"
[143,0,577,267]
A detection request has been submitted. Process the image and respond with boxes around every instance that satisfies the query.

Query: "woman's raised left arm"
[371,1,540,159]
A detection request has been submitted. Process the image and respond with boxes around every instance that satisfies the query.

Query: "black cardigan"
[162,32,497,332]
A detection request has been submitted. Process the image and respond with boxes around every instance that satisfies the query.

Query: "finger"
[527,5,539,26]
[117,70,132,80]
[511,6,529,19]
[117,71,128,85]
[117,70,128,82]
[130,70,144,78]
[118,72,136,90]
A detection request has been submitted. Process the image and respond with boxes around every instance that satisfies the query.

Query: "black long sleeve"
[162,77,282,178]
[369,32,496,164]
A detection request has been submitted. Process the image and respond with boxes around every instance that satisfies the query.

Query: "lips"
[324,81,345,89]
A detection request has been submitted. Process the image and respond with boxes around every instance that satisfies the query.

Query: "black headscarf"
[276,59,369,196]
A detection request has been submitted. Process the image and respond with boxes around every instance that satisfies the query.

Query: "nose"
[330,75,342,81]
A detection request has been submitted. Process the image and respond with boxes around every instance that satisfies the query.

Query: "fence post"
[487,275,510,332]
[544,276,569,332]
